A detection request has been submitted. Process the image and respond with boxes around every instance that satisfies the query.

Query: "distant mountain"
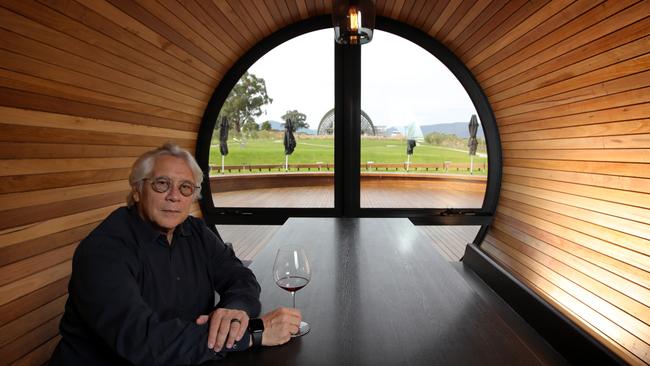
[420,122,484,139]
[296,127,317,135]
[262,120,482,138]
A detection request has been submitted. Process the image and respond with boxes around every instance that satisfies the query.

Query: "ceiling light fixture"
[332,0,376,45]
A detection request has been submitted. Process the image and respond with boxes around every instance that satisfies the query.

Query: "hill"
[420,122,484,139]
[261,120,483,138]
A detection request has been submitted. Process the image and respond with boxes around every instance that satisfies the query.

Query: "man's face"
[134,155,195,238]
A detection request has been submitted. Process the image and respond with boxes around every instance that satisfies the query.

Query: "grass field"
[209,135,487,172]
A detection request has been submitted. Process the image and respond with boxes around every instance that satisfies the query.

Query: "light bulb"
[349,7,360,31]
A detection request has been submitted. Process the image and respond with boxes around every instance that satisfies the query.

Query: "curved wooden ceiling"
[0,1,648,364]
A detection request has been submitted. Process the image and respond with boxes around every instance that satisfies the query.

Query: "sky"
[248,29,479,130]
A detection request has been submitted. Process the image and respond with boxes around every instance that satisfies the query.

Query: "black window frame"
[196,15,501,242]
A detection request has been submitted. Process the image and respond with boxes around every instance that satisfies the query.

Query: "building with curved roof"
[317,108,376,136]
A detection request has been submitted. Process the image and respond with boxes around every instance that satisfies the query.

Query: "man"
[50,143,301,365]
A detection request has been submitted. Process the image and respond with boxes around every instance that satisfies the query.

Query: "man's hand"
[195,308,249,352]
[260,307,302,346]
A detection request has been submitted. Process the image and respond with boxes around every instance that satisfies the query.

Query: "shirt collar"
[127,206,162,244]
[127,206,192,246]
[177,219,191,237]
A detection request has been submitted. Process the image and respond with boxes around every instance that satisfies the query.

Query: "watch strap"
[248,318,264,348]
[251,329,263,348]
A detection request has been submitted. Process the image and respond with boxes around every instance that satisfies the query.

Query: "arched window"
[196,16,501,243]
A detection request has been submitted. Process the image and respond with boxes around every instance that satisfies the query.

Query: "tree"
[260,121,272,131]
[281,110,308,129]
[217,72,272,133]
[242,119,259,133]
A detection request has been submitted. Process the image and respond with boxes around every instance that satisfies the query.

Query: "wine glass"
[273,245,311,337]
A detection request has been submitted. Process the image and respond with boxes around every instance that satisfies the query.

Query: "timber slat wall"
[0,1,648,365]
[458,0,650,363]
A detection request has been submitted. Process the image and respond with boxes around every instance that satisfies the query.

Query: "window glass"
[210,30,334,208]
[360,31,487,208]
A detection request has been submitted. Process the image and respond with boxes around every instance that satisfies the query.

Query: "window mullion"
[334,43,361,217]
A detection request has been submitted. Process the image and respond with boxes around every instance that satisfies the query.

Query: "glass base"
[292,321,310,337]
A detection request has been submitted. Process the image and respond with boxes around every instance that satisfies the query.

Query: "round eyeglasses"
[144,177,199,197]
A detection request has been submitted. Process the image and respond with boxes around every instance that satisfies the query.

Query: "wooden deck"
[213,182,482,263]
[212,183,485,208]
[212,184,483,261]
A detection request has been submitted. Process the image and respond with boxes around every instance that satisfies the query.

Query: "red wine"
[276,276,309,292]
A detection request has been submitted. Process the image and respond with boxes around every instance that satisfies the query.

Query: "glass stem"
[291,291,296,308]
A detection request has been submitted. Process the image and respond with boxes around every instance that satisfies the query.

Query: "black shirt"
[50,207,261,366]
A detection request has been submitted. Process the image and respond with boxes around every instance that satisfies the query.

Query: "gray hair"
[127,143,204,207]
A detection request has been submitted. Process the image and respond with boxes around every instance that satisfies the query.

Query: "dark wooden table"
[210,218,560,366]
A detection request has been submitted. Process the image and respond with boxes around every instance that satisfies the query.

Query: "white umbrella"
[404,122,423,171]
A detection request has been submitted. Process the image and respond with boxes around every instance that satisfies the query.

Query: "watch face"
[249,318,264,332]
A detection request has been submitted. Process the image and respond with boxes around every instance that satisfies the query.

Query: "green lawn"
[360,139,486,165]
[209,136,487,171]
[210,137,333,165]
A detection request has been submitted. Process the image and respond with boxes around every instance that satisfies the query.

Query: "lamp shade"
[332,0,376,45]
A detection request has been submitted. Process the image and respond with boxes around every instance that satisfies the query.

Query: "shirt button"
[176,276,180,281]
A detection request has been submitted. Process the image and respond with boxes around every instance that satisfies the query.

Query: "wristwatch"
[248,318,264,348]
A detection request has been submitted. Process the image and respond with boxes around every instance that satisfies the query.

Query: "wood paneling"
[0,88,200,131]
[0,169,131,194]
[0,295,67,348]
[0,157,135,176]
[481,1,649,92]
[0,277,69,327]
[0,0,263,362]
[501,119,650,142]
[0,4,211,98]
[478,0,641,84]
[470,0,606,76]
[482,237,645,365]
[0,190,128,230]
[0,0,648,364]
[0,107,195,139]
[11,335,60,366]
[454,0,650,362]
[493,55,650,116]
[0,223,93,267]
[69,0,219,81]
[0,204,121,250]
[0,245,75,287]
[0,314,62,365]
[497,199,650,274]
[0,41,204,117]
[498,103,650,135]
